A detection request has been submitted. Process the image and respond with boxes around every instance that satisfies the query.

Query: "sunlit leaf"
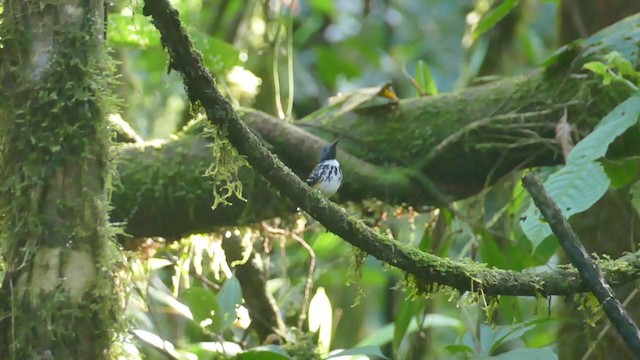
[147,286,193,320]
[217,276,243,330]
[583,61,614,85]
[131,329,182,358]
[238,345,292,359]
[473,0,520,40]
[188,341,243,357]
[308,287,333,354]
[415,60,439,96]
[328,345,388,359]
[109,14,240,74]
[182,287,219,330]
[308,0,336,16]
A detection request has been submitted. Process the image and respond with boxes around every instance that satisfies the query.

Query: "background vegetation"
[3,0,640,359]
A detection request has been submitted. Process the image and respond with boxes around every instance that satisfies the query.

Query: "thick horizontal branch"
[142,1,640,297]
[112,14,640,238]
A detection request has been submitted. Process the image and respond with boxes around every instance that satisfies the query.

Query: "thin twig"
[522,173,640,356]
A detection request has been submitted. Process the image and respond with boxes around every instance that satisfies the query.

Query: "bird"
[306,139,342,198]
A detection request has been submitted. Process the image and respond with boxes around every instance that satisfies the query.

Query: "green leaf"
[109,14,240,74]
[568,94,640,164]
[147,287,193,320]
[603,158,640,189]
[522,94,640,249]
[188,341,244,357]
[393,298,425,351]
[109,14,161,48]
[445,344,475,356]
[473,0,520,40]
[521,162,610,248]
[480,348,558,360]
[583,61,614,85]
[238,345,292,360]
[415,60,439,96]
[489,322,538,354]
[630,180,640,217]
[182,287,219,329]
[328,345,388,359]
[308,0,336,16]
[357,314,463,347]
[308,287,333,354]
[217,276,242,330]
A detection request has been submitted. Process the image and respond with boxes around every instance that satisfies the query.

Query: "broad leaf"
[480,348,558,360]
[415,60,439,96]
[473,0,520,40]
[522,94,640,249]
[521,161,610,248]
[328,345,388,359]
[238,345,292,360]
[357,314,463,347]
[182,287,219,330]
[217,276,243,330]
[568,94,640,163]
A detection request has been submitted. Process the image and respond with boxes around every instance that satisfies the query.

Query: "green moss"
[0,2,124,358]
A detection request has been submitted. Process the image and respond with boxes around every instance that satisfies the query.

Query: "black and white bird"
[306,140,342,198]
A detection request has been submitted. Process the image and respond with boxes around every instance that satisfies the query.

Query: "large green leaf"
[567,94,640,163]
[217,276,243,330]
[522,94,640,249]
[357,314,463,347]
[473,0,520,40]
[480,348,558,360]
[328,345,388,359]
[238,346,292,360]
[182,287,219,330]
[521,161,610,248]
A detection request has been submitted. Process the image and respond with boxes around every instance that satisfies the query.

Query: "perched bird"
[306,140,342,198]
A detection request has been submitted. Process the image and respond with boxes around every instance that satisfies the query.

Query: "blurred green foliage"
[106,0,640,359]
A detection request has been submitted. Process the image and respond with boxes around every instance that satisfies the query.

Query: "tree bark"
[0,1,120,359]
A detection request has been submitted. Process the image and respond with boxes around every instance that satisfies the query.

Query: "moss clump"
[0,2,124,358]
[200,112,249,210]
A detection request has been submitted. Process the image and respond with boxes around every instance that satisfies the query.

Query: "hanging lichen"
[199,112,249,210]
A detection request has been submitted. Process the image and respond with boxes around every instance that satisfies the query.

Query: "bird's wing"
[306,165,323,187]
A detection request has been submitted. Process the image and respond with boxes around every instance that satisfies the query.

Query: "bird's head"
[319,139,339,161]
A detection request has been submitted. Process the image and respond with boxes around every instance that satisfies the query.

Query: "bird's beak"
[331,139,339,147]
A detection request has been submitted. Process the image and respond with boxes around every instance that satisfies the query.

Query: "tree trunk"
[0,1,120,359]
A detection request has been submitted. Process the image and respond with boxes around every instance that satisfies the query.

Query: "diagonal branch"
[141,0,640,297]
[522,173,640,354]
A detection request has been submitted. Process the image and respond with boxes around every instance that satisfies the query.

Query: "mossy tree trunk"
[0,1,121,359]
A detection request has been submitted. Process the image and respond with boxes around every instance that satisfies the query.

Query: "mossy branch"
[141,0,640,297]
[523,173,640,353]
